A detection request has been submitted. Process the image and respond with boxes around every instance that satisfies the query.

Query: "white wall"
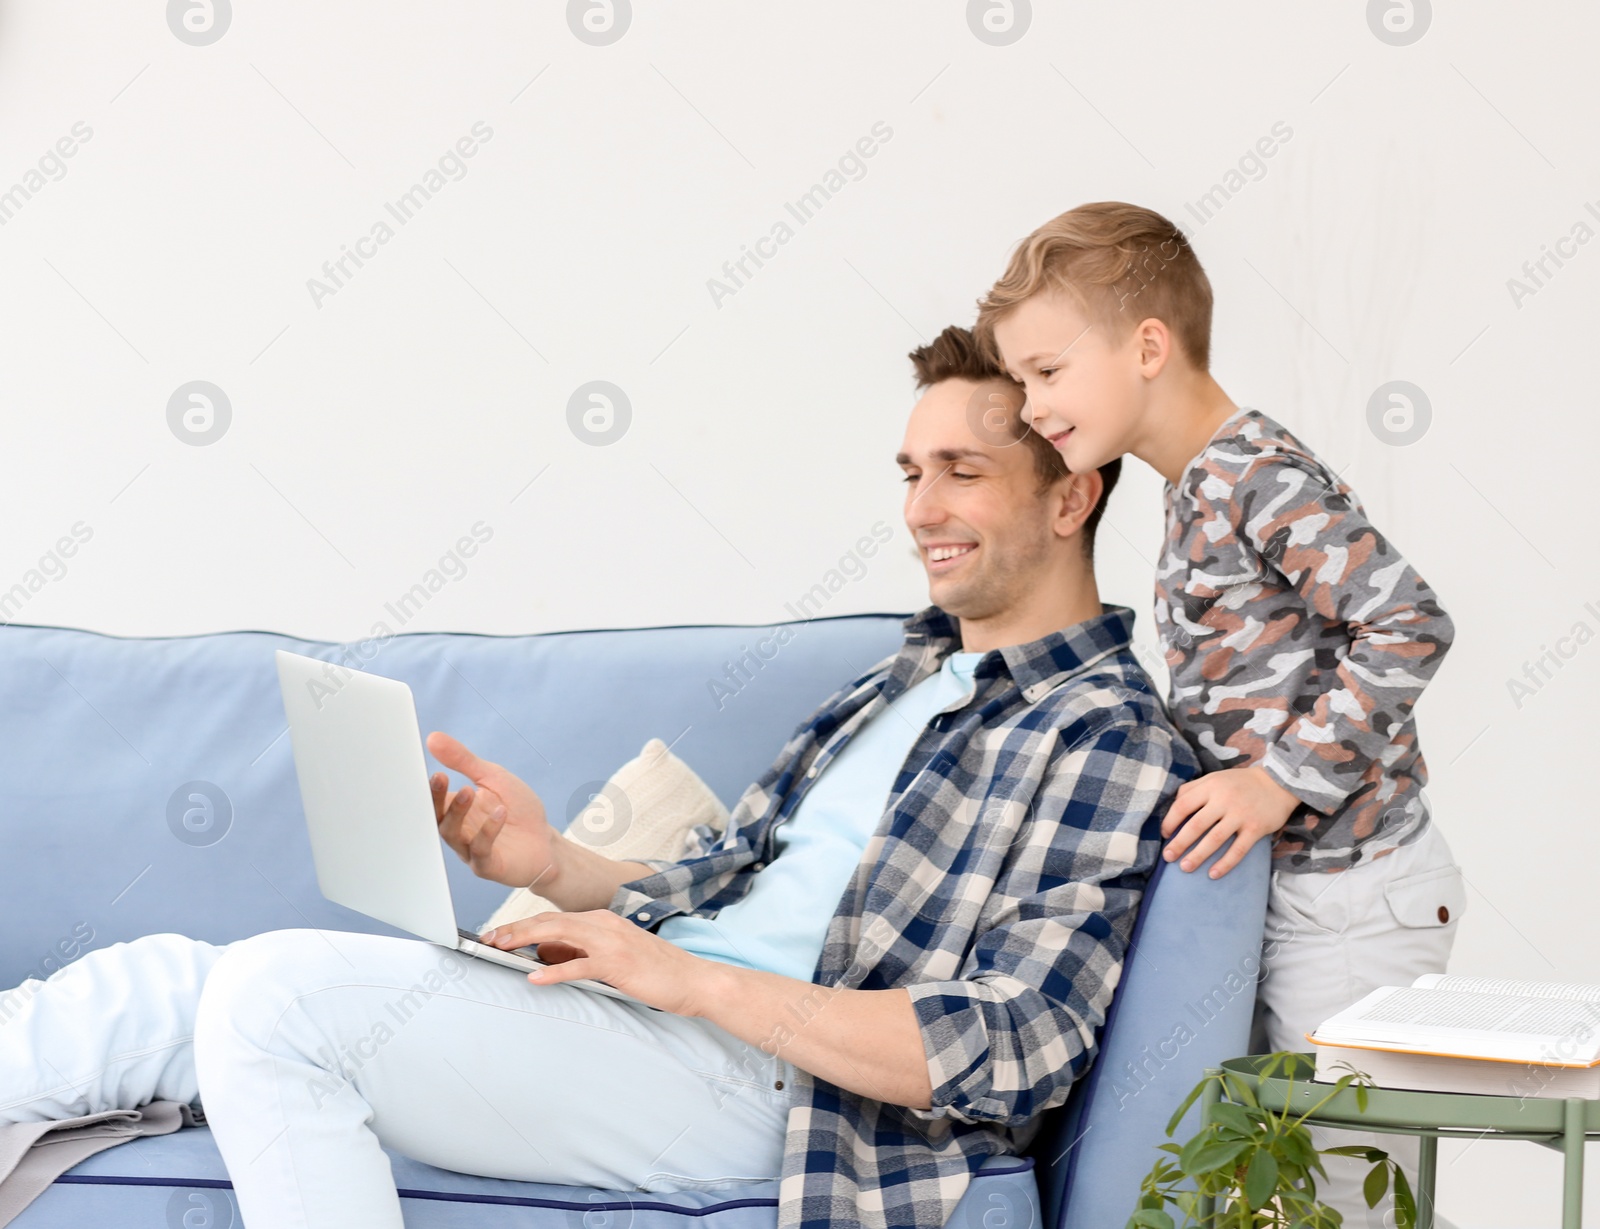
[2,2,1595,1220]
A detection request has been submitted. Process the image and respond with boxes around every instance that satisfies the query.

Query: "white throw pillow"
[476,738,731,932]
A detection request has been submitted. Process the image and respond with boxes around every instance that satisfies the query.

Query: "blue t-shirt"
[655,650,984,981]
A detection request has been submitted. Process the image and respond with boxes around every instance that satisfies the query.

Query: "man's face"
[897,378,1076,621]
[992,289,1143,475]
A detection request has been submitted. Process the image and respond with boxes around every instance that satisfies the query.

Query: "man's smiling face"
[897,377,1074,622]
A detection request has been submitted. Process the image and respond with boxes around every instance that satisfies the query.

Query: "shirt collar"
[900,603,1137,702]
[1169,404,1258,502]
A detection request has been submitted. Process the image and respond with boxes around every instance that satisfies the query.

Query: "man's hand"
[427,731,559,892]
[477,909,718,1018]
[1160,765,1300,878]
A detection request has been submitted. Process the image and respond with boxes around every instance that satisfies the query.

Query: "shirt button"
[774,1079,785,1089]
[639,912,651,921]
[1437,906,1450,923]
[752,861,765,871]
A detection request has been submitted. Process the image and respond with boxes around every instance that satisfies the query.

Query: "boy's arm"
[1236,454,1455,815]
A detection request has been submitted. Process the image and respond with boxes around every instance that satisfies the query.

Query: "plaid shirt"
[608,603,1200,1229]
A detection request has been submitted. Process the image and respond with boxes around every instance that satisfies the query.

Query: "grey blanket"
[0,1101,204,1226]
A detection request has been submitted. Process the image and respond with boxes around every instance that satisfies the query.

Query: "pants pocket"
[1383,862,1467,930]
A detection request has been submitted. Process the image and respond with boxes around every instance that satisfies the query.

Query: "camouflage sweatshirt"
[1153,407,1455,872]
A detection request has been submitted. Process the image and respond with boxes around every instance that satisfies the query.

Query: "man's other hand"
[427,731,560,892]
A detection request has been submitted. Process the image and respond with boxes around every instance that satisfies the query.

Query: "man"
[0,326,1199,1229]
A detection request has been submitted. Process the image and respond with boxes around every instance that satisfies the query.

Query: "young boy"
[973,202,1463,1227]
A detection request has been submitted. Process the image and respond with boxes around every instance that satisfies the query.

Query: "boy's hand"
[1160,766,1300,878]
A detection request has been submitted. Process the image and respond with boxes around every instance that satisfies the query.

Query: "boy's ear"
[1135,316,1174,378]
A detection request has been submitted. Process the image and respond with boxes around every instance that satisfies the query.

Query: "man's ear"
[1051,468,1104,543]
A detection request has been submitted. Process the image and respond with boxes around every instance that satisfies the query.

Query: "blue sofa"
[0,612,1267,1228]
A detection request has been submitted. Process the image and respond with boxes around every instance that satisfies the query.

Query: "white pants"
[1253,820,1466,1228]
[0,928,800,1227]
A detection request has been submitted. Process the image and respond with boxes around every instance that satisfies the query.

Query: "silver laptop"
[274,649,655,1010]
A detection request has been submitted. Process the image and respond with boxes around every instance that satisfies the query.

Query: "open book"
[1308,975,1600,1100]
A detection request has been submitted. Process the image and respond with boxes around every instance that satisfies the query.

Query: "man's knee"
[195,929,474,1041]
[194,929,346,1035]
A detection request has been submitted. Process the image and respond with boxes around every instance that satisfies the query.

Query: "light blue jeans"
[0,928,800,1227]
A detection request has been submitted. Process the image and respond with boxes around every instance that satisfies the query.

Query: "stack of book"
[1308,975,1600,1100]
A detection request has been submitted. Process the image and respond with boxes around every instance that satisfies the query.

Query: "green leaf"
[1127,1210,1175,1229]
[1163,1078,1208,1137]
[1243,1150,1278,1209]
[1323,1146,1385,1162]
[1179,1138,1252,1175]
[1176,1132,1210,1172]
[1208,1101,1255,1137]
[1223,1071,1260,1110]
[1363,1160,1390,1208]
[1394,1165,1418,1229]
[1279,1129,1317,1167]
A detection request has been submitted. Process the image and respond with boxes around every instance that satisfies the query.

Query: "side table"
[1207,1054,1599,1229]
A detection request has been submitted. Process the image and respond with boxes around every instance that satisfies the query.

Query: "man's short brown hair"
[907,324,1121,557]
[973,201,1213,371]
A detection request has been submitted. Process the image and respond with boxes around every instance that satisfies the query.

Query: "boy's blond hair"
[974,202,1213,371]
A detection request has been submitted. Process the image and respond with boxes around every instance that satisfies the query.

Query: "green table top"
[1221,1055,1600,1143]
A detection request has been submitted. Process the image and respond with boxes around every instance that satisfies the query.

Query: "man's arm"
[486,714,1182,1117]
[537,839,658,913]
[897,718,1181,1127]
[696,714,1183,1123]
[688,965,933,1110]
[480,902,932,1102]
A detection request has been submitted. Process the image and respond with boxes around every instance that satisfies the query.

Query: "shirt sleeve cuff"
[606,857,682,919]
[900,980,1044,1127]
[1258,742,1347,817]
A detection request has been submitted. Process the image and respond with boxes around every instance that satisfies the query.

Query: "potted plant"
[1126,1052,1416,1228]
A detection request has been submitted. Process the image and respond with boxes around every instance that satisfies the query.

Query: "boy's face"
[992,289,1143,475]
[896,378,1079,622]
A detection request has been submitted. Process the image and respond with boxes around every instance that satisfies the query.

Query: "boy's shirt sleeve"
[1232,453,1455,815]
